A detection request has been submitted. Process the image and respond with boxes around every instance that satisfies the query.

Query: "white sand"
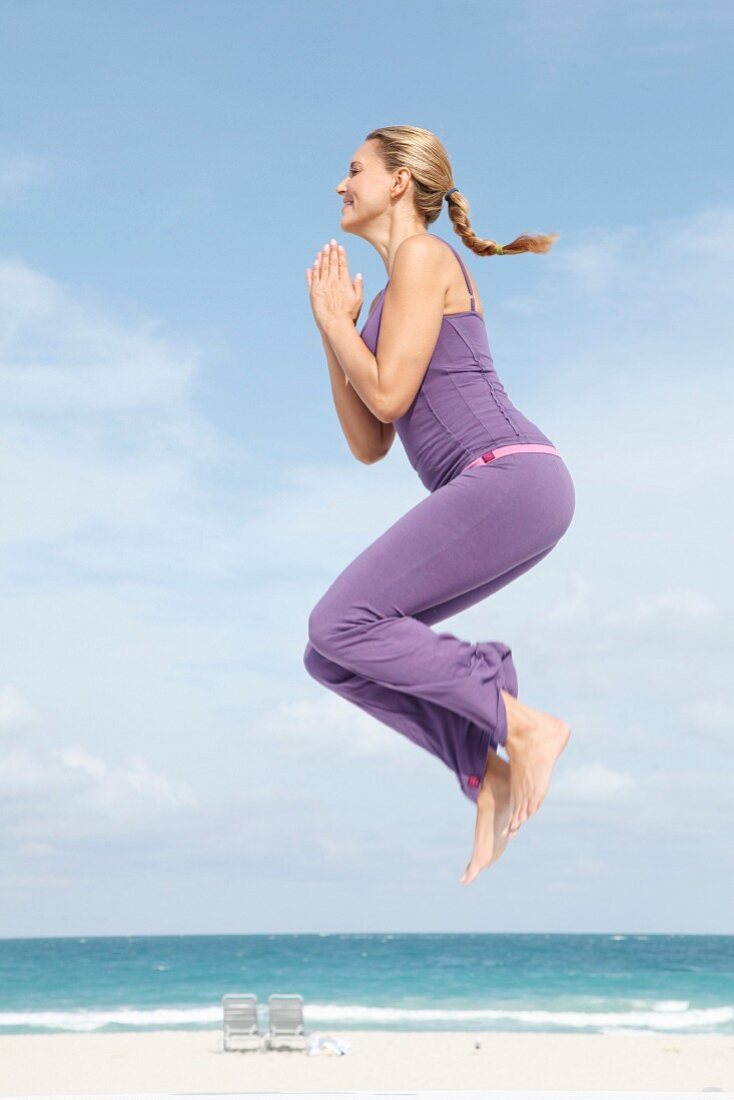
[0,1030,733,1095]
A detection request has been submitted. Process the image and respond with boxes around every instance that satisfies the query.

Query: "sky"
[0,0,732,937]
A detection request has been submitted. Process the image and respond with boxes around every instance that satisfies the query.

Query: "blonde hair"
[364,124,558,258]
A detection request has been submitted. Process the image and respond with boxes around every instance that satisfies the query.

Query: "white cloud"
[0,746,45,789]
[603,590,717,627]
[257,691,408,761]
[0,684,35,733]
[0,736,196,847]
[553,761,637,802]
[685,698,734,739]
[0,154,51,200]
[0,258,201,412]
[58,744,108,777]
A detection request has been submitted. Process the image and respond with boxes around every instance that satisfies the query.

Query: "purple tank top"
[359,233,554,493]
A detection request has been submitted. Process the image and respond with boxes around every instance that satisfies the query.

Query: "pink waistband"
[462,443,561,473]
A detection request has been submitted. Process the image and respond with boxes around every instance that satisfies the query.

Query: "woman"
[303,126,576,886]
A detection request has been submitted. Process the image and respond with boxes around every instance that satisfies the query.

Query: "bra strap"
[431,233,476,312]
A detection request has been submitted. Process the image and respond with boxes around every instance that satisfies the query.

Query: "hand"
[306,239,363,331]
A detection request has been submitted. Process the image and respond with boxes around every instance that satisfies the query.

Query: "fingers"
[333,241,363,296]
[317,241,335,283]
[313,246,324,285]
[335,243,362,295]
[310,240,345,283]
[309,239,361,300]
[328,239,338,280]
[336,242,350,283]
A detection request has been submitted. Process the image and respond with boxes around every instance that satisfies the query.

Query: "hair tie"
[445,188,504,255]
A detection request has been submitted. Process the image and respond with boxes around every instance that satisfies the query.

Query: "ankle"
[501,689,533,747]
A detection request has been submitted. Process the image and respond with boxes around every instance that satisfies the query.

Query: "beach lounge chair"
[221,993,264,1052]
[266,993,309,1051]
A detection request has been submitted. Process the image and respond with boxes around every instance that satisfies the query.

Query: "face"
[335,140,392,235]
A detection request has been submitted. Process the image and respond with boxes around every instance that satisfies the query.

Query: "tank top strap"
[431,233,476,312]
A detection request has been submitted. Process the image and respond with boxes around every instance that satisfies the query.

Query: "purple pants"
[303,452,576,803]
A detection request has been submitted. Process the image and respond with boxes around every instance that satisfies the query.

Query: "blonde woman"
[304,126,575,885]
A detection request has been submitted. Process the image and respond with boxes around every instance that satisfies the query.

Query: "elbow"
[374,383,409,422]
[349,441,384,465]
[376,399,405,423]
[360,450,387,465]
[372,359,403,422]
[352,436,391,465]
[373,390,398,424]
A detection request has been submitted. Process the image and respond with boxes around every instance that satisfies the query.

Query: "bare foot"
[500,690,570,836]
[460,750,515,886]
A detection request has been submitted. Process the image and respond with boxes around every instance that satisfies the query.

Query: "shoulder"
[394,233,446,265]
[391,234,448,286]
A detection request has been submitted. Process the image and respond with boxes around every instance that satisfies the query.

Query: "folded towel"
[306,1033,352,1056]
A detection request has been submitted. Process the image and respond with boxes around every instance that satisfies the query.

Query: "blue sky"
[0,0,732,937]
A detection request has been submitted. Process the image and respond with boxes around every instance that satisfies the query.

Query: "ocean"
[0,933,731,1036]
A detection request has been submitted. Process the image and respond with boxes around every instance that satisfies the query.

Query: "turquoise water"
[0,933,731,1035]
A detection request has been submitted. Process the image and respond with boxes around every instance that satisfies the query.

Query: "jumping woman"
[303,126,576,886]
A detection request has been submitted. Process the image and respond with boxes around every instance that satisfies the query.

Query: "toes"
[508,801,526,835]
[527,791,545,817]
[460,862,479,885]
[506,792,521,836]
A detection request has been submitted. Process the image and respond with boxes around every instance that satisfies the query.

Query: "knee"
[302,639,353,690]
[307,588,378,660]
[303,639,327,682]
[306,595,350,660]
[306,601,334,660]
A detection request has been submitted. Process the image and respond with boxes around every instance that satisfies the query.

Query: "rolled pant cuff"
[459,645,516,803]
[460,726,493,804]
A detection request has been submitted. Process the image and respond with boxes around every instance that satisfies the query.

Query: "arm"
[321,295,396,464]
[323,235,446,422]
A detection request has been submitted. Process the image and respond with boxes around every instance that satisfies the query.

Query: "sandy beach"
[0,1029,732,1095]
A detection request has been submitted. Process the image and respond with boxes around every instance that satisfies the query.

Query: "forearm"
[321,330,387,461]
[323,314,388,421]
